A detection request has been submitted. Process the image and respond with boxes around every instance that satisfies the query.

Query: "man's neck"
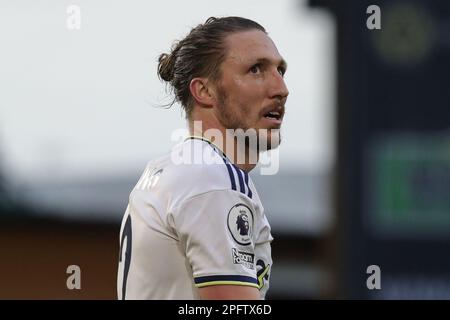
[188,120,258,173]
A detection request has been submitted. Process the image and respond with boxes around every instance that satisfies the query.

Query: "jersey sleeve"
[170,189,259,289]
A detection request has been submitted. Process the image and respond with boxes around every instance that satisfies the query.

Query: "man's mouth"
[263,111,282,120]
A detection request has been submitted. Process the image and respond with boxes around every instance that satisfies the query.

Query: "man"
[117,16,288,300]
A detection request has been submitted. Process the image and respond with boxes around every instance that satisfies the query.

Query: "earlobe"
[190,78,214,108]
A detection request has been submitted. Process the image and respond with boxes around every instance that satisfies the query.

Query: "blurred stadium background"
[1,0,449,299]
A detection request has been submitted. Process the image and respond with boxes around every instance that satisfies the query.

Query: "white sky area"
[0,0,335,184]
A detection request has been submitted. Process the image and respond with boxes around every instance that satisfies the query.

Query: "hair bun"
[157,52,176,82]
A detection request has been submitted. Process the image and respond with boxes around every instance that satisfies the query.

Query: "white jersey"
[117,137,273,300]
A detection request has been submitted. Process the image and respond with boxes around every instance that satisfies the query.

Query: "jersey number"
[119,215,132,299]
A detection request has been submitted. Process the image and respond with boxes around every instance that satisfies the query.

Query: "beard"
[216,85,282,153]
[216,85,247,130]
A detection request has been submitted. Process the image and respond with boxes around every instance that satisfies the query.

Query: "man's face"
[213,29,289,150]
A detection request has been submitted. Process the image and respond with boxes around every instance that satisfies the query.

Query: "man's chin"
[255,130,281,152]
[262,138,281,151]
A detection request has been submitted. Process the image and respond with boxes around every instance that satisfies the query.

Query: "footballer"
[117,16,289,300]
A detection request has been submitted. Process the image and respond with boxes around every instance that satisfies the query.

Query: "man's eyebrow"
[254,57,288,70]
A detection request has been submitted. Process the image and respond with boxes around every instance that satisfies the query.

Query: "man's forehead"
[224,30,284,64]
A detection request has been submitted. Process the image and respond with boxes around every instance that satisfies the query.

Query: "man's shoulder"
[131,138,258,209]
[163,139,257,201]
[161,151,233,197]
[133,141,232,200]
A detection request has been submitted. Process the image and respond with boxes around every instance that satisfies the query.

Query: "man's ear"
[189,78,215,108]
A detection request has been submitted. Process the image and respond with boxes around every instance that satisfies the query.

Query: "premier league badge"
[227,204,254,245]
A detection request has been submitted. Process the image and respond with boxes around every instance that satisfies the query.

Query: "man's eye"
[250,64,262,74]
[277,67,286,76]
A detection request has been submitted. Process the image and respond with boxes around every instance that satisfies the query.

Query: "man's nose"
[268,70,289,100]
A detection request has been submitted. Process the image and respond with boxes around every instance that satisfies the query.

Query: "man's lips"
[261,102,285,122]
[263,110,282,121]
[261,117,282,126]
